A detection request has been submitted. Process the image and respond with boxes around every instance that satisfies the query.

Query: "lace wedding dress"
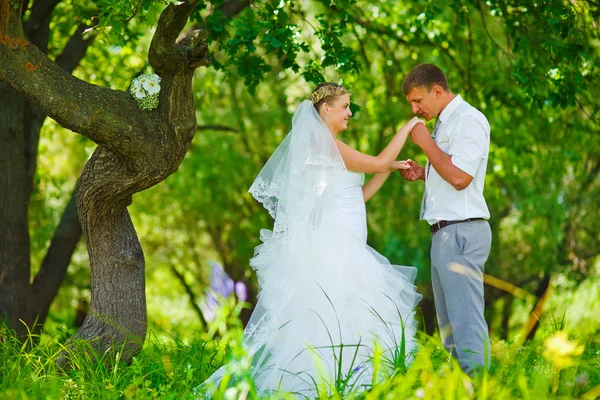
[200,101,421,398]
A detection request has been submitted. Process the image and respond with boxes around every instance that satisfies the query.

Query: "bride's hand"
[390,160,411,170]
[405,116,425,132]
[398,117,424,135]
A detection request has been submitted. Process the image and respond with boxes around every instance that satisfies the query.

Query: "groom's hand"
[398,159,425,182]
[410,123,433,148]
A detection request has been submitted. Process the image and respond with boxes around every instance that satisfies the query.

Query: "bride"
[201,83,423,398]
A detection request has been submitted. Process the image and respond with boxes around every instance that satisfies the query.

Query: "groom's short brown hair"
[402,63,450,95]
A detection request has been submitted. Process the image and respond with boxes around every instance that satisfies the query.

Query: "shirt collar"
[438,94,463,125]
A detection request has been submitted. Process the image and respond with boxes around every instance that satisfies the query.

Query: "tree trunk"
[1,0,212,363]
[74,189,147,358]
[0,0,260,363]
[0,0,93,336]
[0,82,31,336]
[525,274,551,341]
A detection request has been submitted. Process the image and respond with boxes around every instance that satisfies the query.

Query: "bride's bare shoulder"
[334,138,353,150]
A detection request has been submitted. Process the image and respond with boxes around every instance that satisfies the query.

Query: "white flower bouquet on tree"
[130,73,161,111]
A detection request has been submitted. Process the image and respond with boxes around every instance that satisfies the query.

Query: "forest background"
[0,0,599,398]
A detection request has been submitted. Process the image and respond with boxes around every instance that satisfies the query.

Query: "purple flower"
[210,262,232,298]
[200,302,216,322]
[205,292,219,308]
[200,261,248,321]
[235,281,247,302]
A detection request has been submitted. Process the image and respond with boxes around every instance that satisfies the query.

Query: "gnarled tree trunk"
[0,0,249,338]
[1,0,210,360]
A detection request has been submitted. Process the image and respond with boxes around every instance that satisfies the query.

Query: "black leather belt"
[430,218,485,235]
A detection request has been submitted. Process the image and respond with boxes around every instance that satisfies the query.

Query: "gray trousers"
[430,219,491,374]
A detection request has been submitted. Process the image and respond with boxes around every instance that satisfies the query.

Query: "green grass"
[1,316,599,400]
[0,326,215,399]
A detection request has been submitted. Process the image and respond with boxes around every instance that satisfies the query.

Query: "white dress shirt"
[421,95,491,224]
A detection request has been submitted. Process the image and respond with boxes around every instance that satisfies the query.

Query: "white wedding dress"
[200,101,421,398]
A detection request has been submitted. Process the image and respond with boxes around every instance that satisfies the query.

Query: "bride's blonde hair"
[310,83,347,112]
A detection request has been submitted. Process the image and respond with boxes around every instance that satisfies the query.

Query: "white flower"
[131,81,146,99]
[143,79,161,95]
[415,388,425,398]
[130,72,161,110]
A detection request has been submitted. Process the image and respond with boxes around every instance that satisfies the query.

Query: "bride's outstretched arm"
[335,117,423,174]
[362,161,409,202]
[362,170,392,202]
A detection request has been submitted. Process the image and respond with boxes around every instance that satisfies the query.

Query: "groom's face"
[406,86,441,121]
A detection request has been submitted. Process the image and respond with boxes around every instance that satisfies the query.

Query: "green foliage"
[184,1,363,92]
[28,0,600,380]
[491,0,593,108]
[0,325,218,399]
[2,313,599,399]
[89,0,168,45]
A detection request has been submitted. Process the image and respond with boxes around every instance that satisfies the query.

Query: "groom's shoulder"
[454,101,490,137]
[457,100,489,126]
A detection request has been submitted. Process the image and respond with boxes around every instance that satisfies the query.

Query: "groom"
[399,63,492,374]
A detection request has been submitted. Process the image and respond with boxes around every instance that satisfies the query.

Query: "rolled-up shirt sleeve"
[448,115,489,178]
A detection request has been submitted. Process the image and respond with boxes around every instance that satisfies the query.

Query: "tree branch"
[55,23,95,74]
[462,0,474,94]
[188,0,251,36]
[217,0,250,19]
[580,248,600,261]
[350,14,409,45]
[23,0,60,38]
[576,97,597,126]
[471,0,514,58]
[148,0,204,71]
[1,0,24,36]
[0,34,151,157]
[169,263,207,326]
[174,28,211,69]
[29,190,81,330]
[351,24,370,67]
[524,274,551,340]
[25,21,95,199]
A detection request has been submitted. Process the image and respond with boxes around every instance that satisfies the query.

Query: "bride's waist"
[324,201,366,214]
[321,205,366,226]
[319,212,367,241]
[326,193,365,208]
